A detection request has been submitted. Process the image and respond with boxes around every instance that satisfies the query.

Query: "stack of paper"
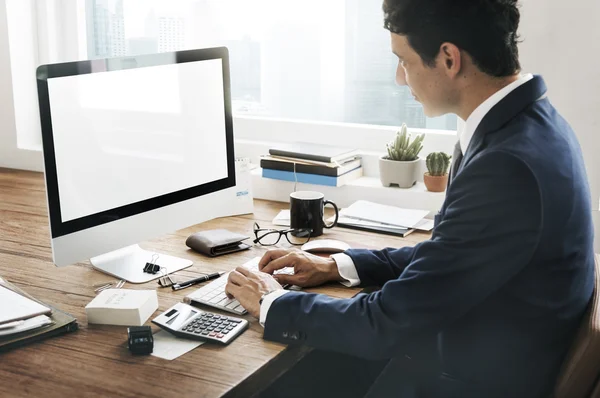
[329,200,434,237]
[0,284,53,336]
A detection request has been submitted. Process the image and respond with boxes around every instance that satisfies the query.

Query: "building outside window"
[84,0,457,132]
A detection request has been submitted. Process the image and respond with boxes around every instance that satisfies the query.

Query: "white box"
[85,289,158,326]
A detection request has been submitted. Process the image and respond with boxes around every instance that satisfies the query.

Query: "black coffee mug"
[290,191,339,237]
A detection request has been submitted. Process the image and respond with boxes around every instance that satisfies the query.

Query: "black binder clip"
[143,254,161,274]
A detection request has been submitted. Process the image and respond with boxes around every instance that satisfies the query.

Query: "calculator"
[152,302,249,345]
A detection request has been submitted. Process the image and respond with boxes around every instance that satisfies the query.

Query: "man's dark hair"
[383,0,521,77]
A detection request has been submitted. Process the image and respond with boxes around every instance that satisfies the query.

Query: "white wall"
[518,0,600,252]
[0,0,43,170]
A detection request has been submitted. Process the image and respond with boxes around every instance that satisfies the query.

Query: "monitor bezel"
[36,47,236,239]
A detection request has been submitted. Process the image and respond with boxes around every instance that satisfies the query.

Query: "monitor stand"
[90,244,193,284]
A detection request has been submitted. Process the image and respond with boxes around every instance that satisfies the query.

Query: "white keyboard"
[184,257,294,315]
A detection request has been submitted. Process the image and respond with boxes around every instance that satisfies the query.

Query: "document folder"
[0,278,78,353]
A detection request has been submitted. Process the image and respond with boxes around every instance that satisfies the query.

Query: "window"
[85,0,457,131]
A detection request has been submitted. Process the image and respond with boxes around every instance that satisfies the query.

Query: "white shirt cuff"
[331,253,361,287]
[259,290,290,327]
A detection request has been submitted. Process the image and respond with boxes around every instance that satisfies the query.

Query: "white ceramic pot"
[378,156,419,188]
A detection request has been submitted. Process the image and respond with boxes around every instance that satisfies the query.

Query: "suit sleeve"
[343,246,416,287]
[263,152,542,360]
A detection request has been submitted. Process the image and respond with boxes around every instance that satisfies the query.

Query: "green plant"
[426,152,452,176]
[385,123,424,161]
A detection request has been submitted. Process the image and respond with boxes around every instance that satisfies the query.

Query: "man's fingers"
[259,249,292,270]
[235,266,250,277]
[225,281,241,299]
[273,273,305,287]
[261,253,296,275]
[228,270,247,286]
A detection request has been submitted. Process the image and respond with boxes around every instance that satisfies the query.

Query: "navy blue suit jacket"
[264,76,595,398]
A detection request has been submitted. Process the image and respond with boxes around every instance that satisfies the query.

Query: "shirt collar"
[459,73,534,154]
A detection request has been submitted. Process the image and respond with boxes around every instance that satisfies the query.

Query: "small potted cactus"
[424,152,452,192]
[379,123,424,188]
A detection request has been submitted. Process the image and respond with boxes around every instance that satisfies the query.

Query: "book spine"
[260,159,339,177]
[261,169,338,187]
[268,149,331,163]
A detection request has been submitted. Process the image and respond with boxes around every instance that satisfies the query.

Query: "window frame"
[0,0,458,173]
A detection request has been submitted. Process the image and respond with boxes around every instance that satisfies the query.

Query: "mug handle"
[323,200,339,229]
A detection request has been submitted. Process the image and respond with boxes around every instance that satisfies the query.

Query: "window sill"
[250,168,445,217]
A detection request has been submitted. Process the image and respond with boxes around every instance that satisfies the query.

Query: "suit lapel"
[458,75,548,173]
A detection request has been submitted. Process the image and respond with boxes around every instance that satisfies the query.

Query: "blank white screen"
[47,59,229,222]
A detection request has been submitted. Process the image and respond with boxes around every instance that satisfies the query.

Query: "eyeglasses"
[253,222,312,246]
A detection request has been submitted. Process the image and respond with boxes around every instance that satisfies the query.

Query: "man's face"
[391,33,453,117]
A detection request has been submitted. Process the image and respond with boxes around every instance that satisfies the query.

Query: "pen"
[172,271,226,291]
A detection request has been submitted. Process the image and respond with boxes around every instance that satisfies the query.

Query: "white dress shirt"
[259,73,534,326]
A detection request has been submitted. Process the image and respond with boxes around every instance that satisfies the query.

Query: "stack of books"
[260,142,363,187]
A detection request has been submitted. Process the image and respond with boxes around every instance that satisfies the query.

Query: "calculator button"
[207,327,215,331]
[201,331,210,336]
[229,319,241,324]
[216,333,224,339]
[194,330,202,334]
[209,332,217,337]
[213,315,221,319]
[222,329,231,334]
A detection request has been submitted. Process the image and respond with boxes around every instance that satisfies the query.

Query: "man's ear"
[439,42,462,79]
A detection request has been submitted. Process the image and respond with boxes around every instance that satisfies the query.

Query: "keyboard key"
[220,298,237,307]
[226,301,240,309]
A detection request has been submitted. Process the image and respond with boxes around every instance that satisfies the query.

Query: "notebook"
[268,142,360,163]
[327,215,415,237]
[342,200,429,229]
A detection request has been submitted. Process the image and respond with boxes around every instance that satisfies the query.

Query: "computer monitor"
[36,47,236,283]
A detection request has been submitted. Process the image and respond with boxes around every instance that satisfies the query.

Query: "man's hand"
[224,267,283,318]
[259,249,344,288]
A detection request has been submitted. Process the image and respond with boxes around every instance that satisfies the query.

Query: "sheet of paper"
[342,200,429,228]
[272,210,290,226]
[0,285,51,324]
[412,218,435,231]
[151,330,204,360]
[0,315,53,337]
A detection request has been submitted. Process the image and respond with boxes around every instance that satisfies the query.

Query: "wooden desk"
[0,168,430,398]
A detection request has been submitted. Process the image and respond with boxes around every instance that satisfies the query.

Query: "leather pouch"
[185,229,251,257]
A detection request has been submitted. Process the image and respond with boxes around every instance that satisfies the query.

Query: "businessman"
[225,0,596,397]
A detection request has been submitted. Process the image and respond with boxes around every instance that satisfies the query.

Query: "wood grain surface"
[0,168,430,398]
